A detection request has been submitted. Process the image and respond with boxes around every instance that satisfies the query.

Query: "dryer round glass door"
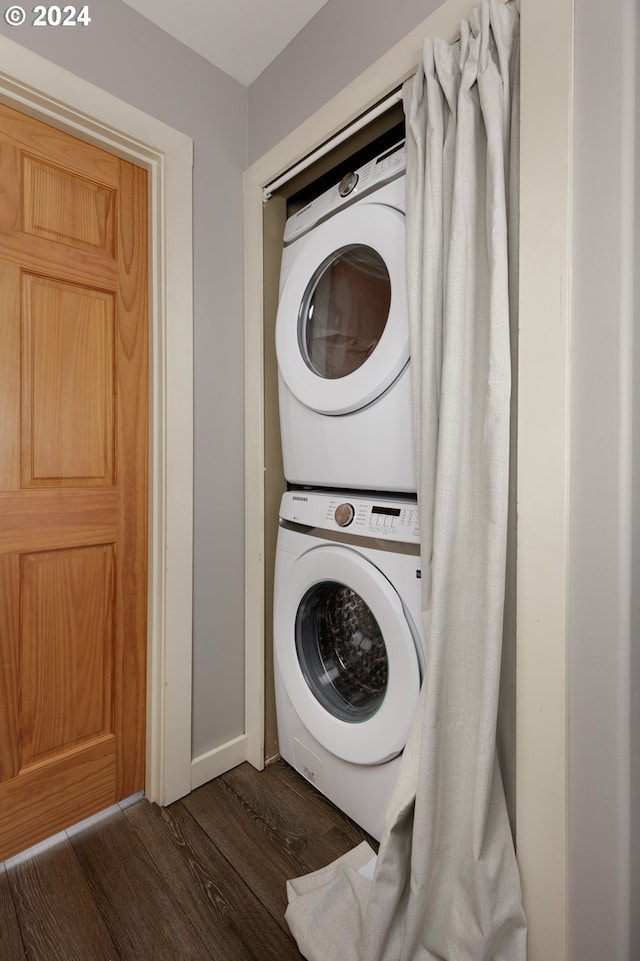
[276,204,408,415]
[299,245,391,380]
[274,545,422,765]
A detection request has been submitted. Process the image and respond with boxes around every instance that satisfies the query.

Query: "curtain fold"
[285,2,526,958]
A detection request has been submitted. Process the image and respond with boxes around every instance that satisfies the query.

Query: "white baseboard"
[190,734,248,791]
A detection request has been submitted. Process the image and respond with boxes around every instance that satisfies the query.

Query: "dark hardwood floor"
[0,760,375,961]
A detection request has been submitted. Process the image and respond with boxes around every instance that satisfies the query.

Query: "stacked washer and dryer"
[273,140,423,841]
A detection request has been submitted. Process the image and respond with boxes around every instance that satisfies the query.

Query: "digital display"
[372,505,401,517]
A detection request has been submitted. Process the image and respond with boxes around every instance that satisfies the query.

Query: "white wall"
[0,0,248,759]
[569,0,637,958]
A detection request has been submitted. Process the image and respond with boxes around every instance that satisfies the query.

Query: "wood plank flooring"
[0,760,376,961]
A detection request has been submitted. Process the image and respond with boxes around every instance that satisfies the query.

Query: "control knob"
[334,503,355,527]
[338,171,358,197]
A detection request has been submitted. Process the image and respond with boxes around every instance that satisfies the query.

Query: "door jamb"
[0,35,194,806]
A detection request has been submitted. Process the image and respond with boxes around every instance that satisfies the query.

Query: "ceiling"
[119,0,330,86]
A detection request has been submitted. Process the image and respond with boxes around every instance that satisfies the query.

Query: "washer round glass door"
[274,545,421,765]
[295,580,388,723]
[276,203,408,415]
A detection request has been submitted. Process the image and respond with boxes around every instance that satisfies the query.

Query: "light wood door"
[0,104,148,861]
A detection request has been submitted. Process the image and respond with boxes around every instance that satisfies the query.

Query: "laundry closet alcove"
[243,0,573,958]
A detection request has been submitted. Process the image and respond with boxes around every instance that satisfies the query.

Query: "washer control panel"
[281,490,419,544]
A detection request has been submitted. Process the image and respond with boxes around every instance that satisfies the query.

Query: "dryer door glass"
[298,245,391,380]
[295,580,388,722]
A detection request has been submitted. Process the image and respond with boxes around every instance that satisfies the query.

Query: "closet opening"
[261,106,406,762]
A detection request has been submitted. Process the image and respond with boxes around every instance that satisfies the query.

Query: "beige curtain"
[285,3,526,958]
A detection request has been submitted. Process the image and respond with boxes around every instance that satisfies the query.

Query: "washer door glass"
[299,246,391,380]
[295,580,388,722]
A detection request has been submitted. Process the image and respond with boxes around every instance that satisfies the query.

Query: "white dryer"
[276,141,416,493]
[274,489,424,840]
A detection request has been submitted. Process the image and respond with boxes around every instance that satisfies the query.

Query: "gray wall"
[632,5,640,955]
[0,0,248,758]
[248,0,446,163]
[569,0,638,958]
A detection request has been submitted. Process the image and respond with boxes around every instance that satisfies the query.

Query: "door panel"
[23,275,115,486]
[0,262,20,491]
[22,155,116,256]
[0,738,116,862]
[0,104,148,860]
[20,544,114,767]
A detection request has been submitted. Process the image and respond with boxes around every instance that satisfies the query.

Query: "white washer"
[276,141,416,493]
[274,489,424,840]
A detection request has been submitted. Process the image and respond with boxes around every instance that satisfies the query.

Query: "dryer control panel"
[283,140,406,245]
[281,490,420,545]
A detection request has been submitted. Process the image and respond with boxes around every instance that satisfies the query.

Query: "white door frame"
[0,35,194,806]
[244,1,574,959]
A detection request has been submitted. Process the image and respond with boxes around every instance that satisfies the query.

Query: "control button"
[334,503,355,527]
[338,171,358,197]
